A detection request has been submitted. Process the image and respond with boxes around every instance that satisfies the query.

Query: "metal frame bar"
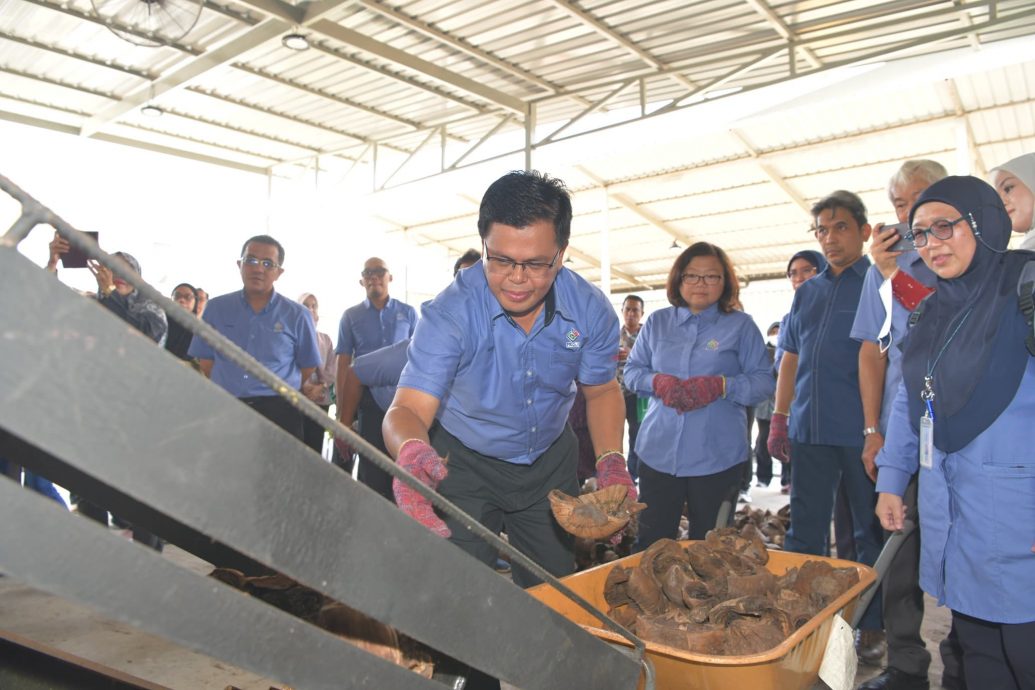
[0,482,442,690]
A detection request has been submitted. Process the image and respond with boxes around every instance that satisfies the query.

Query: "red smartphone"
[60,231,100,269]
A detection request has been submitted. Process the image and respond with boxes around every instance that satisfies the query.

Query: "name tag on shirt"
[919,416,934,470]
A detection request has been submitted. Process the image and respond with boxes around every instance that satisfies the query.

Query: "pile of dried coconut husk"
[733,504,791,548]
[211,568,435,678]
[602,527,859,656]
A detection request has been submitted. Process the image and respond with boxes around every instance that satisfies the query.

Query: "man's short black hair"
[241,235,285,265]
[622,294,644,309]
[811,190,868,229]
[477,170,572,248]
[453,248,481,276]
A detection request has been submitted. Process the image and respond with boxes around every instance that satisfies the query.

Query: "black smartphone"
[60,231,100,268]
[884,223,913,252]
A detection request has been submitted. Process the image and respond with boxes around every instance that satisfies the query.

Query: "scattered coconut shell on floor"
[548,484,647,540]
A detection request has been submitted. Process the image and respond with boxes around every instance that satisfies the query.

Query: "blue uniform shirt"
[877,360,1035,624]
[781,257,871,446]
[850,252,935,433]
[352,339,410,410]
[336,296,417,406]
[398,262,619,465]
[624,304,774,477]
[188,290,322,398]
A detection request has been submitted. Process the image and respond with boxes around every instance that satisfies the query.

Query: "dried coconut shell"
[686,543,727,580]
[604,565,632,607]
[548,485,646,539]
[726,570,777,599]
[725,618,786,655]
[627,565,667,615]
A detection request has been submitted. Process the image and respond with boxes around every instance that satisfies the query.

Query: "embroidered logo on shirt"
[565,327,582,350]
[706,338,719,350]
[274,321,284,333]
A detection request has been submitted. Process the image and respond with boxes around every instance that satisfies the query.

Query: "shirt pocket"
[980,459,1035,559]
[652,338,688,377]
[253,323,295,367]
[544,350,580,393]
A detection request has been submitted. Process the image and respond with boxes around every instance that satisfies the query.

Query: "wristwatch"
[862,426,880,437]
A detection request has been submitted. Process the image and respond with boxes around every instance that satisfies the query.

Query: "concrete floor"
[0,481,954,690]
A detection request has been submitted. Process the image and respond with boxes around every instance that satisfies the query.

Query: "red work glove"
[596,452,637,544]
[767,412,791,463]
[393,440,450,538]
[652,374,725,413]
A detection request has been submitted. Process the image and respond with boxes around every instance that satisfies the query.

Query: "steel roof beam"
[743,0,822,68]
[0,31,152,79]
[944,78,988,177]
[231,63,423,131]
[357,0,571,99]
[80,18,288,137]
[730,129,811,214]
[18,0,205,54]
[0,110,272,174]
[538,79,633,145]
[564,245,650,288]
[309,19,525,113]
[545,0,698,93]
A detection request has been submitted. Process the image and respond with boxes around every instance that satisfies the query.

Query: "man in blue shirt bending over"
[189,235,321,440]
[382,171,635,592]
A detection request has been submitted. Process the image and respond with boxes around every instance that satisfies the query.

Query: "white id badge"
[919,416,934,469]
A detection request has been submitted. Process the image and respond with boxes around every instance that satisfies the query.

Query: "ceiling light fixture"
[140,104,164,117]
[670,240,680,250]
[565,256,574,264]
[282,33,310,51]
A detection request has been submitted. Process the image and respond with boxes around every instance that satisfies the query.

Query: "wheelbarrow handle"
[605,641,657,690]
[850,518,917,629]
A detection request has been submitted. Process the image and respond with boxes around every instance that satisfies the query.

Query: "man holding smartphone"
[850,160,965,690]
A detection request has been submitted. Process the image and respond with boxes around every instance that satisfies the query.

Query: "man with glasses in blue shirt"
[334,257,418,500]
[768,191,886,657]
[382,171,634,595]
[189,235,322,440]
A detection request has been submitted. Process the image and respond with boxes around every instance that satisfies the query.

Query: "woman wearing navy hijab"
[876,176,1035,689]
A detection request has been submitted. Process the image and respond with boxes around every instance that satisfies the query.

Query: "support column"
[524,103,536,171]
[599,185,612,297]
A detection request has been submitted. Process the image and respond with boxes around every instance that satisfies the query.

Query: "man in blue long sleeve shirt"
[769,190,886,646]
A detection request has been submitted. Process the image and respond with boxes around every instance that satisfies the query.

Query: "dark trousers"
[240,395,304,440]
[941,622,968,689]
[623,394,642,482]
[301,404,330,456]
[882,474,932,677]
[754,418,773,485]
[786,442,883,630]
[952,612,1035,690]
[833,479,856,560]
[357,389,393,501]
[634,461,742,549]
[430,424,578,590]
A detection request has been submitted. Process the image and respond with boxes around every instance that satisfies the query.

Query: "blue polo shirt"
[188,290,322,398]
[335,297,417,358]
[398,262,619,465]
[624,304,774,477]
[352,338,410,411]
[781,256,871,446]
[850,252,936,433]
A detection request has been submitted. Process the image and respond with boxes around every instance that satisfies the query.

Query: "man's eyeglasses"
[809,221,855,238]
[361,267,388,279]
[172,290,196,301]
[483,245,561,278]
[239,256,280,270]
[680,273,723,286]
[908,217,966,248]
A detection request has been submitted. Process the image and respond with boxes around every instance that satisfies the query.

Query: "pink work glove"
[652,374,724,413]
[393,440,450,538]
[596,451,638,544]
[767,412,791,463]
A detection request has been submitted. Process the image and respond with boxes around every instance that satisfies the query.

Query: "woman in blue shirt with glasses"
[625,242,774,547]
